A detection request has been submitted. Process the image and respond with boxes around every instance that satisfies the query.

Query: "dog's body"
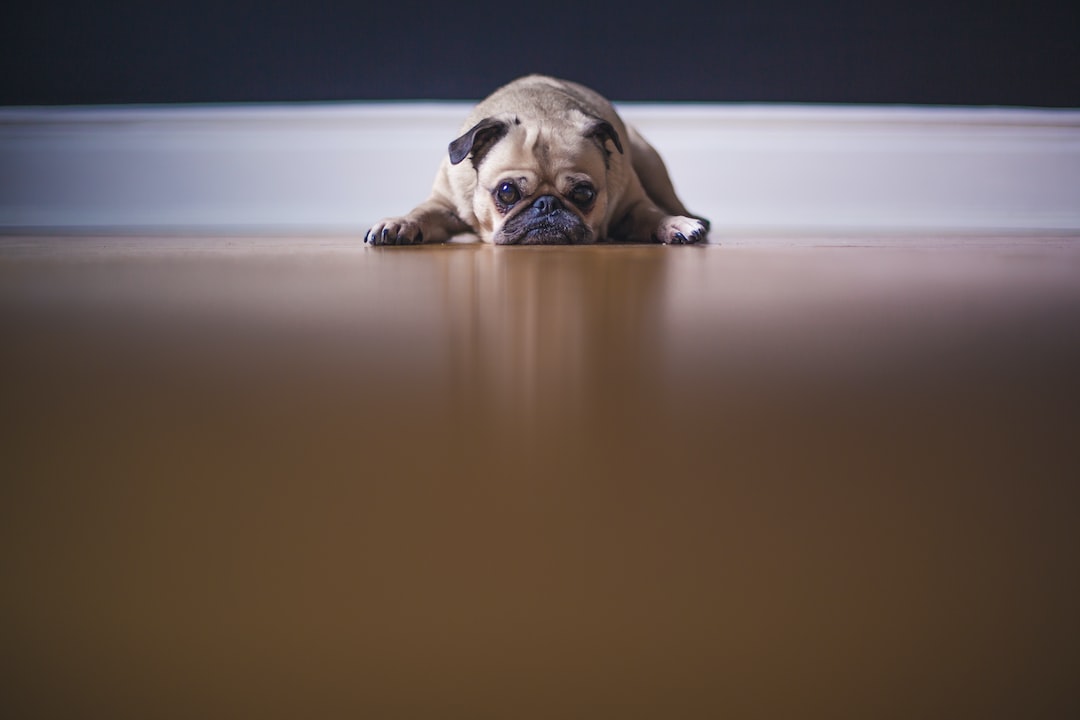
[366,75,708,246]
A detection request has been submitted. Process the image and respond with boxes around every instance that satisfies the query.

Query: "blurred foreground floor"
[2,235,1080,718]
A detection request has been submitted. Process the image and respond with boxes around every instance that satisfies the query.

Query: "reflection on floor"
[3,235,1079,718]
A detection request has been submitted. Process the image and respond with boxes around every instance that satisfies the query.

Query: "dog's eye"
[569,184,596,207]
[495,181,520,206]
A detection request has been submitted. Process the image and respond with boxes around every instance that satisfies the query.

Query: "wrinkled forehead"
[478,118,607,182]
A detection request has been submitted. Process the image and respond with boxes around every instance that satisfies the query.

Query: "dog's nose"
[531,195,563,216]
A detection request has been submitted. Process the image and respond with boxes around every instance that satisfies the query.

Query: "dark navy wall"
[2,1,1077,106]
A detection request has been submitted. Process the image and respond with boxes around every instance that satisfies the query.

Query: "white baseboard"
[1,102,1078,235]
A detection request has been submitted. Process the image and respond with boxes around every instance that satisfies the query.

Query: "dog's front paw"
[365,218,424,246]
[655,216,707,245]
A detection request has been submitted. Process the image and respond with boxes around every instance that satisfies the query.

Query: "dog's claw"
[365,219,424,246]
[658,216,707,245]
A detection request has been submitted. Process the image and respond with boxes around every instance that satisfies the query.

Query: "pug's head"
[448,111,624,245]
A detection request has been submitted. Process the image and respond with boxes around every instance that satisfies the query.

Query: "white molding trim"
[2,102,1078,235]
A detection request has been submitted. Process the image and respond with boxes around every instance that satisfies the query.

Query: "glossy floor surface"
[3,236,1080,718]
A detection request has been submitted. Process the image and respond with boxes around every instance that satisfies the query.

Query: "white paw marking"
[657,216,707,245]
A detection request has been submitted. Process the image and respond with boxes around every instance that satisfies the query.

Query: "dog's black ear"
[587,119,624,156]
[449,117,510,165]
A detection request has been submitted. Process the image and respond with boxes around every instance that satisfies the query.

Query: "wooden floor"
[3,235,1079,718]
